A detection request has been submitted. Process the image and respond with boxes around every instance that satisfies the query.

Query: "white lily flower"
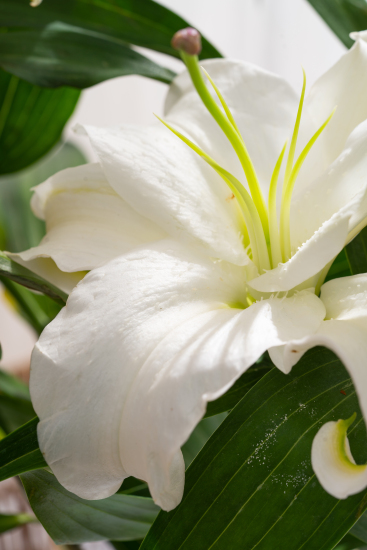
[13,29,367,510]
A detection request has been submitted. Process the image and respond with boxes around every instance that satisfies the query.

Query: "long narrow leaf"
[0,23,176,89]
[0,417,47,482]
[0,252,67,305]
[21,469,159,544]
[0,0,221,61]
[141,347,367,550]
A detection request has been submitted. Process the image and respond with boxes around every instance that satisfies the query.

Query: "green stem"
[268,141,287,268]
[156,115,271,272]
[181,52,269,242]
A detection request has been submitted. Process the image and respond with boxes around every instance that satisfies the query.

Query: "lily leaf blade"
[21,469,159,544]
[0,252,67,305]
[140,347,367,550]
[0,417,47,482]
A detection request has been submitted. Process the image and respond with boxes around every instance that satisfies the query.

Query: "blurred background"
[0,0,348,548]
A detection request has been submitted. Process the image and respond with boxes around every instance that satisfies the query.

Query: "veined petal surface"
[299,31,367,186]
[165,59,299,197]
[9,163,166,292]
[291,120,367,249]
[30,241,325,511]
[81,123,249,266]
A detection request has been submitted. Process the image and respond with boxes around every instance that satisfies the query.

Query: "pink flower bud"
[171,28,202,56]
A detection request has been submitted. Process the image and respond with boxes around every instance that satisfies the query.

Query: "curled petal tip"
[171,28,202,56]
[30,0,43,5]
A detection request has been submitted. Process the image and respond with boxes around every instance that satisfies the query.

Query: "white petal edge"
[291,118,367,250]
[9,163,167,283]
[30,240,325,511]
[311,419,367,499]
[301,32,367,181]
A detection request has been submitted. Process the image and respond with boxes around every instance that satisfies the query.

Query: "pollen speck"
[226,193,235,202]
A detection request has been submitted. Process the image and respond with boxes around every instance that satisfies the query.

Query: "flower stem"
[180,52,269,243]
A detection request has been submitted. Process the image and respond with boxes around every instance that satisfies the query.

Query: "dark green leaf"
[0,417,47,482]
[21,469,159,545]
[0,142,85,331]
[0,252,67,305]
[0,512,36,534]
[324,248,352,283]
[0,368,35,434]
[350,508,367,543]
[306,0,367,48]
[0,368,31,401]
[0,0,221,63]
[111,542,142,550]
[0,23,176,89]
[141,347,367,550]
[0,68,79,174]
[118,477,150,498]
[334,533,367,550]
[345,226,367,275]
[182,413,227,468]
[204,355,273,418]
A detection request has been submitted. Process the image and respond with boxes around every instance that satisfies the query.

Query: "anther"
[171,28,202,56]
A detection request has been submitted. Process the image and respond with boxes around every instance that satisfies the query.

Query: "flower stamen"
[155,115,271,272]
[268,140,287,268]
[280,107,336,262]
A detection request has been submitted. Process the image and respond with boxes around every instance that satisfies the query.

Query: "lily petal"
[291,119,367,249]
[165,59,298,196]
[311,418,367,499]
[9,163,166,292]
[80,123,249,266]
[300,31,367,183]
[30,240,325,510]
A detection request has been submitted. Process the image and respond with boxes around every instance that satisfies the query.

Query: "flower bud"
[171,28,202,56]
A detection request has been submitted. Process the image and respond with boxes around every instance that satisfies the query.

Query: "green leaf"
[0,0,221,63]
[0,68,79,174]
[21,469,159,545]
[345,226,367,275]
[111,542,142,550]
[350,509,367,543]
[0,251,67,305]
[0,368,35,434]
[141,347,367,550]
[325,248,352,283]
[182,413,227,468]
[306,0,367,49]
[0,512,36,534]
[0,23,175,89]
[334,533,367,550]
[204,355,273,418]
[0,417,47,482]
[0,142,85,331]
